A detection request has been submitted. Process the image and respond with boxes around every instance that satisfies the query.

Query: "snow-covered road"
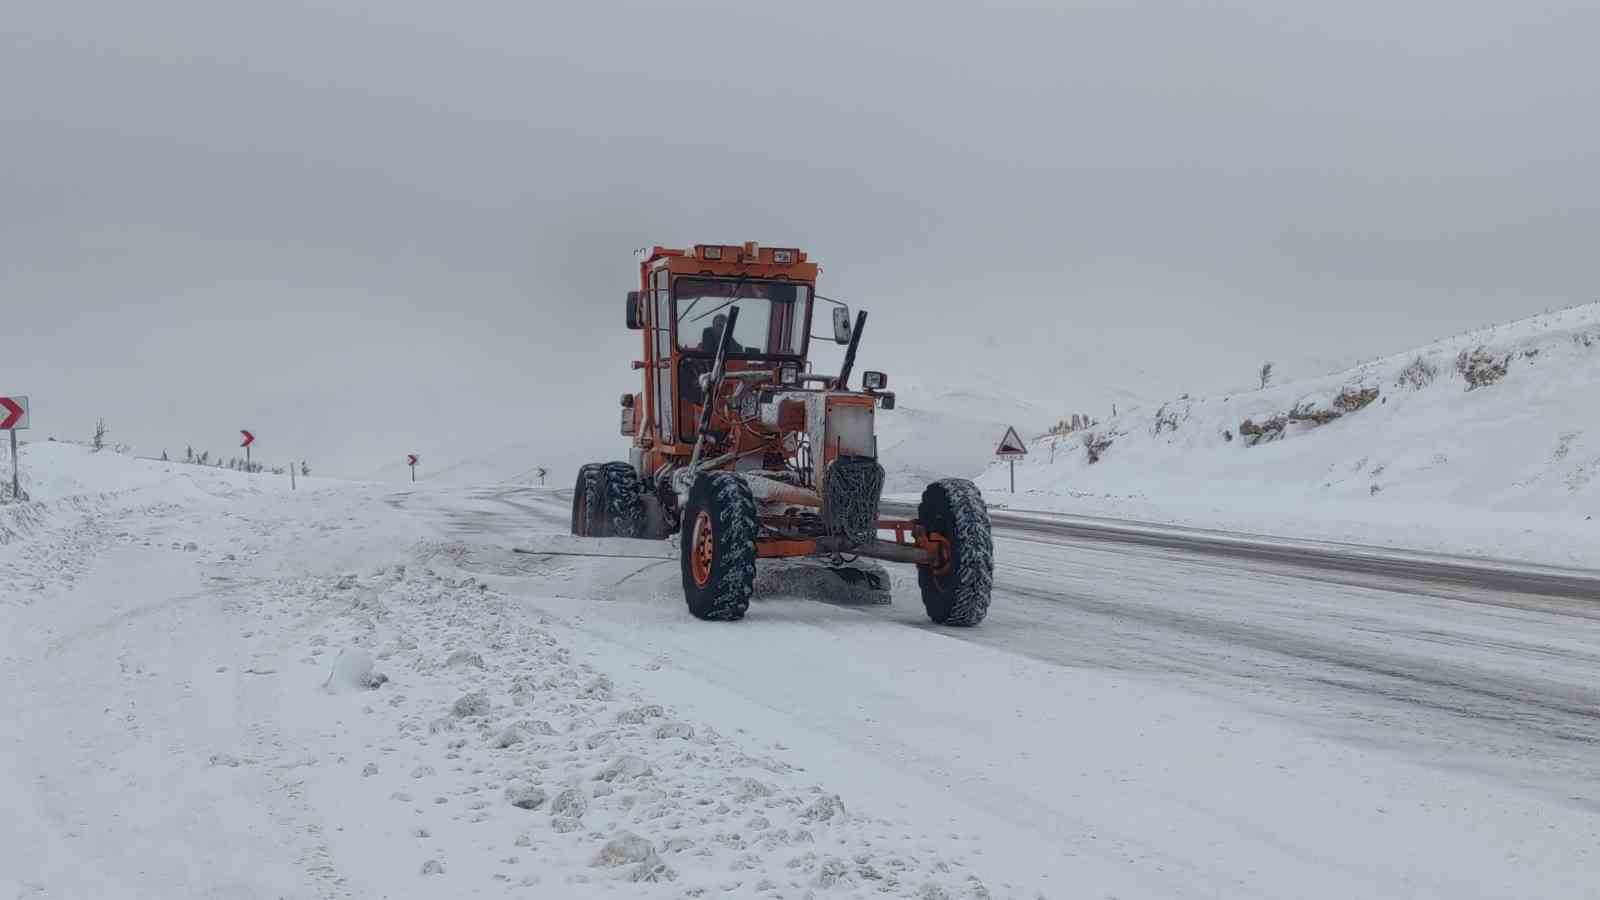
[5,451,1598,899]
[393,484,1600,898]
[880,501,1600,801]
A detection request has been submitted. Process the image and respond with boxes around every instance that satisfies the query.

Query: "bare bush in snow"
[1333,385,1380,412]
[1396,355,1437,390]
[1151,402,1184,436]
[92,419,108,452]
[1047,412,1096,436]
[1287,402,1342,426]
[1082,431,1113,464]
[1259,362,1274,389]
[1239,415,1287,446]
[1455,346,1510,390]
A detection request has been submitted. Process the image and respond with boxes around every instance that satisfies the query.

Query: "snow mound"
[322,647,386,693]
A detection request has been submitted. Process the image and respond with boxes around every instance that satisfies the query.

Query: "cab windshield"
[675,278,809,357]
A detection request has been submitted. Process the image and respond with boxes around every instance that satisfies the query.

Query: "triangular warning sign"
[995,425,1028,456]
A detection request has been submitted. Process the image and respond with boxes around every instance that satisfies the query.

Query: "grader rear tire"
[597,462,646,538]
[571,464,602,536]
[916,478,993,626]
[679,471,757,621]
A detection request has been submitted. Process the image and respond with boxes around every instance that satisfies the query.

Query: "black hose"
[690,306,741,469]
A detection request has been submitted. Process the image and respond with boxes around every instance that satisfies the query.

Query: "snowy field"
[5,442,1599,898]
[976,304,1600,567]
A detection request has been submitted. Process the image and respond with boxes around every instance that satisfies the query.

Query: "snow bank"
[2,444,1001,897]
[978,303,1600,565]
[10,440,298,504]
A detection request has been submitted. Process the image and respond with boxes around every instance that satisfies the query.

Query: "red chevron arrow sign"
[407,454,418,467]
[0,396,28,430]
[240,429,255,448]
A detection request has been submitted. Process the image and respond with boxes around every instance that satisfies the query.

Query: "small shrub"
[1287,402,1342,426]
[1151,402,1184,436]
[1082,431,1113,464]
[1455,346,1509,390]
[1047,412,1096,436]
[1332,386,1379,412]
[1401,356,1441,390]
[1396,355,1437,390]
[1259,361,1274,390]
[92,418,108,452]
[1239,415,1286,446]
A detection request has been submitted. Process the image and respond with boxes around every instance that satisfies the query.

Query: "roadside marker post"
[995,425,1027,493]
[2,395,30,501]
[408,454,419,482]
[240,429,255,470]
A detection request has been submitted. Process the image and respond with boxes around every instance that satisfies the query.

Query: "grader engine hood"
[758,390,878,482]
[751,388,885,545]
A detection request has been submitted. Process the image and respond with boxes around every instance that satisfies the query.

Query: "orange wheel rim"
[690,511,715,587]
[925,531,954,591]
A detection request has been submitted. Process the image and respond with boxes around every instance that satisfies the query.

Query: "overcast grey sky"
[5,1,1596,477]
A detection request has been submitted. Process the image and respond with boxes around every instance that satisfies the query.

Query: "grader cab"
[571,242,993,624]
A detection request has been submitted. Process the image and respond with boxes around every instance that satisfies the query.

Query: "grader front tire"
[915,478,994,626]
[679,472,757,621]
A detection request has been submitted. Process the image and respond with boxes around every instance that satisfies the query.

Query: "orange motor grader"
[572,242,992,625]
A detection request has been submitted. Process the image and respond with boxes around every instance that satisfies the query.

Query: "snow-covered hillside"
[980,303,1600,566]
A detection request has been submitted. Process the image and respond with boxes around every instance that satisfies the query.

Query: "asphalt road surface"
[403,484,1600,809]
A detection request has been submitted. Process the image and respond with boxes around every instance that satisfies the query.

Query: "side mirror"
[832,305,853,345]
[625,291,642,329]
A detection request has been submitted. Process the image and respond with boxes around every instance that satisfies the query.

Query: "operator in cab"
[699,313,744,354]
